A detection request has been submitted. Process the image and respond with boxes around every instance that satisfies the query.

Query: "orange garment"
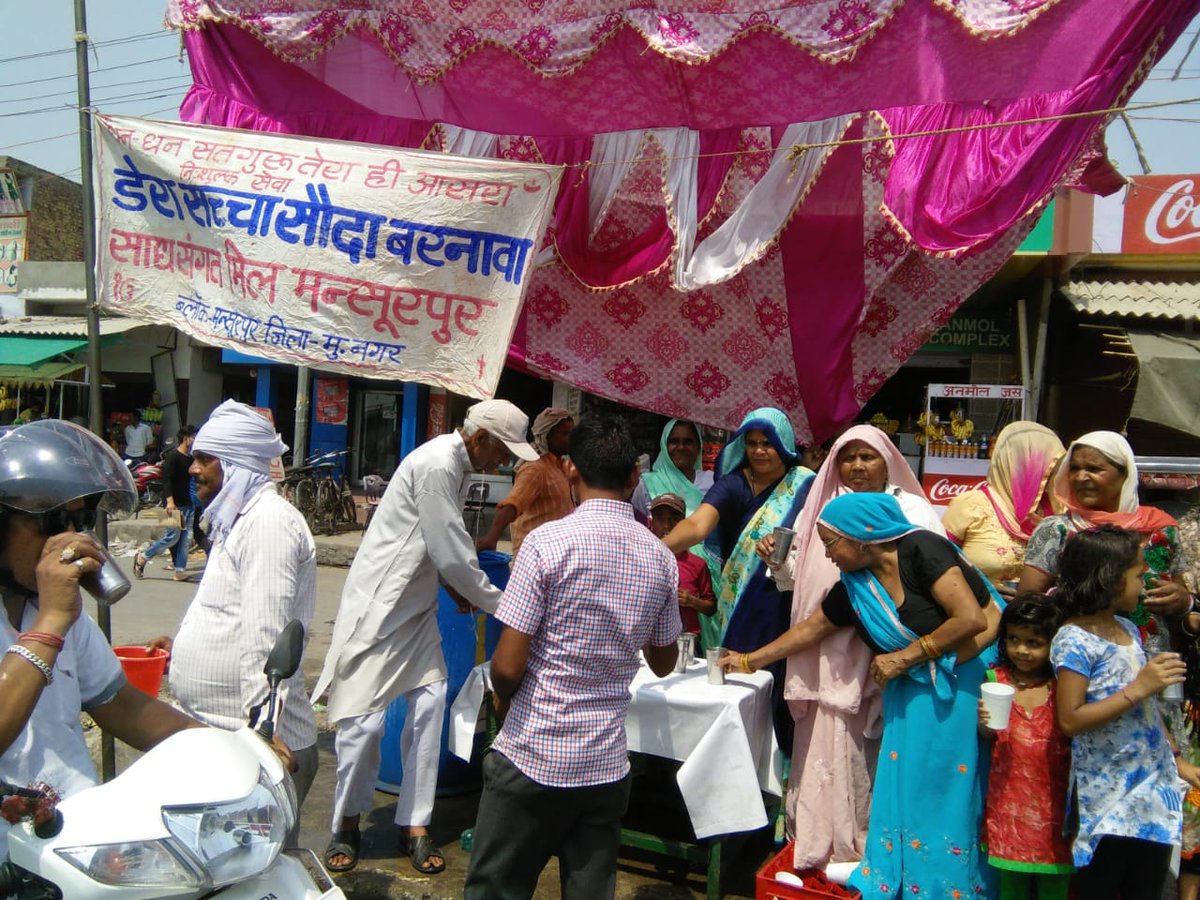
[498,453,575,557]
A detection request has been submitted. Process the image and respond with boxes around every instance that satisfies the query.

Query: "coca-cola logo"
[928,478,973,502]
[1144,178,1200,245]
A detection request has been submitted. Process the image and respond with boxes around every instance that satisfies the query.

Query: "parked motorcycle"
[0,621,344,899]
[125,459,163,510]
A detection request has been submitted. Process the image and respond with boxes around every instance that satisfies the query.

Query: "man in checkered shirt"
[464,415,682,899]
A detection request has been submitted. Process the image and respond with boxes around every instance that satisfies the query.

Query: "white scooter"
[0,621,345,899]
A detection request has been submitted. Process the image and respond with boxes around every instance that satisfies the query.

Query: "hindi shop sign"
[94,116,562,397]
[0,216,27,294]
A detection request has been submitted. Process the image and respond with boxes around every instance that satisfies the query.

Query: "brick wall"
[0,157,83,262]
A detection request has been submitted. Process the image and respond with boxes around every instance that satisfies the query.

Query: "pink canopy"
[166,1,1199,441]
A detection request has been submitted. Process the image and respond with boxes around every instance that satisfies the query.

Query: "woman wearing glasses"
[721,491,1001,899]
[0,420,199,859]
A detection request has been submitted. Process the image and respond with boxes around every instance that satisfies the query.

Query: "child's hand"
[1133,651,1187,698]
[977,699,996,739]
[1178,758,1200,791]
[678,589,697,609]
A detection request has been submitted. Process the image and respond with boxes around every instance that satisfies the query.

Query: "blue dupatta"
[818,491,999,899]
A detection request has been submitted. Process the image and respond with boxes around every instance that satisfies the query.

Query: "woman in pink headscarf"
[752,425,949,870]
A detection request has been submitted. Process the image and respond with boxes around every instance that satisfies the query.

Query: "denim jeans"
[143,505,194,571]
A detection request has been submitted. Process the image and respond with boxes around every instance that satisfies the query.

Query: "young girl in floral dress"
[1050,525,1192,900]
[978,593,1073,899]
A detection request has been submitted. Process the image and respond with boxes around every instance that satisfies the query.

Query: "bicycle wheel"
[295,479,318,531]
[315,480,338,535]
[340,491,359,530]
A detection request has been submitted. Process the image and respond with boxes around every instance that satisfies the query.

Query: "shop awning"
[0,359,88,389]
[0,315,152,336]
[1062,280,1200,321]
[1127,330,1200,439]
[0,335,86,366]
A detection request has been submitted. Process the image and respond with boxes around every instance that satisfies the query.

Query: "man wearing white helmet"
[313,399,536,876]
[0,420,201,859]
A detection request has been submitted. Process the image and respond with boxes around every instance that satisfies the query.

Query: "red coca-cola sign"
[923,473,987,507]
[1122,175,1200,254]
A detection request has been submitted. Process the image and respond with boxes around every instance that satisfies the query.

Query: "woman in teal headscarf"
[723,491,1001,899]
[663,407,814,658]
[640,419,714,515]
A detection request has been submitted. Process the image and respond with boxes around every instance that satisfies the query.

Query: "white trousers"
[330,680,447,831]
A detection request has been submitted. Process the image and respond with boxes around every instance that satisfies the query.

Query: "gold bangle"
[740,653,754,674]
[919,635,942,660]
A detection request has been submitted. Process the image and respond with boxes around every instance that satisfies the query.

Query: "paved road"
[90,550,768,898]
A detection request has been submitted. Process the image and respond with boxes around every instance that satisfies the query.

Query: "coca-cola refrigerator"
[922,383,1027,517]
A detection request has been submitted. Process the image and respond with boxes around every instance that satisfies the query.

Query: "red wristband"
[20,632,65,651]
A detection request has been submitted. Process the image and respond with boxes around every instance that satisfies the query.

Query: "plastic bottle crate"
[756,842,861,900]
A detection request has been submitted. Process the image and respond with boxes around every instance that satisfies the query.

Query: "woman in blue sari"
[721,492,1000,899]
[663,407,814,656]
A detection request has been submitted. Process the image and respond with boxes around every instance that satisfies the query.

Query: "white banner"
[94,116,562,397]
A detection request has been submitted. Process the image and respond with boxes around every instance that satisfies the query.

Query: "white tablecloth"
[448,658,784,839]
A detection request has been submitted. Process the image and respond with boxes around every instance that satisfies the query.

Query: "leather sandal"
[133,553,146,580]
[406,834,445,875]
[323,828,360,873]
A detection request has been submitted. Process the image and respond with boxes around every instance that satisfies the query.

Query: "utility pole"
[75,0,115,782]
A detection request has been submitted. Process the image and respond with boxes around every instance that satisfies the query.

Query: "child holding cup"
[978,593,1073,899]
[1050,525,1197,898]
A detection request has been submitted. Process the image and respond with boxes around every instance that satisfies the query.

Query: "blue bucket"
[376,551,511,796]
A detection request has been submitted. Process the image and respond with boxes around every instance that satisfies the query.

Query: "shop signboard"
[922,313,1014,354]
[0,215,27,294]
[93,115,562,398]
[921,383,1026,515]
[0,170,22,216]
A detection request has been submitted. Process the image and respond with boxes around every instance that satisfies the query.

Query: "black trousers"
[464,751,631,900]
[1073,835,1174,900]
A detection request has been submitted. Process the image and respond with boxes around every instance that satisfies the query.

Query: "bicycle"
[311,450,358,536]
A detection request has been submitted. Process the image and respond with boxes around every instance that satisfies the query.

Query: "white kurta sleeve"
[416,465,503,614]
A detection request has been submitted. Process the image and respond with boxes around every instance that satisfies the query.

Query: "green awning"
[0,359,86,388]
[0,335,87,366]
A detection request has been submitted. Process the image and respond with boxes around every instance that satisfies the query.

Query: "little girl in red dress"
[978,593,1074,899]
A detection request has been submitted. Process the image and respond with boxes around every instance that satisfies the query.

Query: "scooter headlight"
[161,767,291,887]
[56,839,203,887]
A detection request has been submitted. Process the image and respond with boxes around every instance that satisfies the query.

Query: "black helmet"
[0,420,137,517]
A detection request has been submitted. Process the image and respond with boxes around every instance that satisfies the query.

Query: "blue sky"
[1,2,1198,181]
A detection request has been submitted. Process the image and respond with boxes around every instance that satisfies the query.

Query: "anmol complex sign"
[1094,174,1200,255]
[922,314,1014,354]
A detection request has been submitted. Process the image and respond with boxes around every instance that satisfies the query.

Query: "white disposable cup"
[980,682,1016,730]
[706,647,725,685]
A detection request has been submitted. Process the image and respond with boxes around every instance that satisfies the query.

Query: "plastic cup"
[706,647,725,685]
[113,646,168,696]
[980,682,1016,730]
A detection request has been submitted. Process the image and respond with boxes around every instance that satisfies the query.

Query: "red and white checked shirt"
[492,498,681,787]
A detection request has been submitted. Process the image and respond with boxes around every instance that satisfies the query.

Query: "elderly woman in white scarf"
[149,400,320,847]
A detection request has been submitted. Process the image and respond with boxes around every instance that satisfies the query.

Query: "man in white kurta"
[312,399,537,875]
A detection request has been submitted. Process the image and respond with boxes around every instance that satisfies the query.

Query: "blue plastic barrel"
[376,551,511,796]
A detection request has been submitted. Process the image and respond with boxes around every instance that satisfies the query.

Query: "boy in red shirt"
[648,493,716,643]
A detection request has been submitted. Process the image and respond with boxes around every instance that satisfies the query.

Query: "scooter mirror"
[264,619,304,683]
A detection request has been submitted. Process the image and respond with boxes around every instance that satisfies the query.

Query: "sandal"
[133,553,146,580]
[406,834,445,875]
[323,828,360,873]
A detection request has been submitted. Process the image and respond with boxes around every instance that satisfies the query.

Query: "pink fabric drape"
[171,2,1200,438]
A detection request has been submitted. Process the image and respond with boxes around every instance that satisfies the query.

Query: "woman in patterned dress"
[1017,430,1199,892]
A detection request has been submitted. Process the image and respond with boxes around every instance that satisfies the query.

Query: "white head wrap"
[1052,430,1139,514]
[193,400,288,543]
[531,407,572,456]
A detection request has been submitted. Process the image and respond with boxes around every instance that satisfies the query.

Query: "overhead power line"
[0,30,174,66]
[0,54,183,90]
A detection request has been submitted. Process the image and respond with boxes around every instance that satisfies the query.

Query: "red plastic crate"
[756,842,861,900]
